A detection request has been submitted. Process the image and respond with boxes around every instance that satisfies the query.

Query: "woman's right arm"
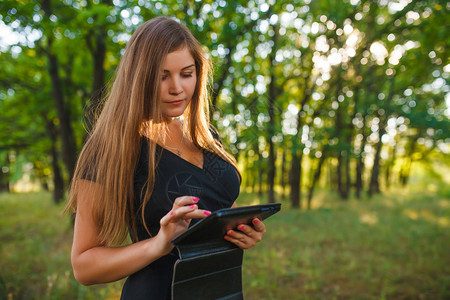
[71,180,208,285]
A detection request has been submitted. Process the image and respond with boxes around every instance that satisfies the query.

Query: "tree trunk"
[288,111,304,208]
[307,147,327,209]
[267,138,276,203]
[43,114,65,203]
[0,154,11,193]
[250,158,257,193]
[289,108,304,208]
[369,76,395,196]
[258,166,264,196]
[266,24,280,204]
[336,152,350,199]
[289,150,303,208]
[355,134,366,199]
[42,0,78,180]
[85,35,107,133]
[84,0,112,133]
[399,132,420,186]
[327,159,333,187]
[345,153,351,195]
[50,147,64,203]
[368,126,385,196]
[334,76,349,199]
[46,50,78,180]
[337,151,347,198]
[243,151,250,188]
[280,148,288,199]
[384,142,397,189]
[349,84,360,199]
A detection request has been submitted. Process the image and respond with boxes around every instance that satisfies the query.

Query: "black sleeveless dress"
[120,137,240,300]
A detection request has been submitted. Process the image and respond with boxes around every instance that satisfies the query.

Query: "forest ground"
[1,184,449,300]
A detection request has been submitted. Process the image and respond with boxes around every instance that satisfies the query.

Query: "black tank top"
[120,136,240,300]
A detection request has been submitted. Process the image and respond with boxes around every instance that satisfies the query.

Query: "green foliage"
[0,0,449,210]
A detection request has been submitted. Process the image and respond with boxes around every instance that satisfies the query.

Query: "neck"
[161,114,183,124]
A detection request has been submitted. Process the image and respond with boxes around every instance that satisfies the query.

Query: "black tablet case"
[171,203,281,300]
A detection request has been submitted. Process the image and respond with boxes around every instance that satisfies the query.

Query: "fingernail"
[228,231,234,235]
[204,211,211,216]
[192,197,199,202]
[189,204,196,209]
[239,225,245,230]
[253,219,259,224]
[170,211,174,215]
[224,235,230,239]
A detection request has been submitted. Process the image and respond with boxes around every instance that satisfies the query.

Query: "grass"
[0,193,124,300]
[240,185,450,299]
[0,185,449,299]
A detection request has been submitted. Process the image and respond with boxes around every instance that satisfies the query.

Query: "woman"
[66,16,266,299]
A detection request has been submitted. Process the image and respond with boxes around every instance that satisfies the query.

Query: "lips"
[165,99,185,105]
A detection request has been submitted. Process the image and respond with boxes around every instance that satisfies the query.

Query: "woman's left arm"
[223,202,267,249]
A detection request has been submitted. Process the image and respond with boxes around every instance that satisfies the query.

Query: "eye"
[161,75,168,81]
[182,73,193,78]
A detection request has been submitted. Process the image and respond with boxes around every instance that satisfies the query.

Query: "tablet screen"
[172,203,281,245]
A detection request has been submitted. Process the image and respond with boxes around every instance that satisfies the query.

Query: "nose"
[169,77,183,96]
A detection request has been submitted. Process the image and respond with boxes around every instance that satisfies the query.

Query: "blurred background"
[0,0,449,299]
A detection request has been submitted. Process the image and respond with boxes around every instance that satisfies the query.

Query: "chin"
[162,111,185,119]
[161,101,190,119]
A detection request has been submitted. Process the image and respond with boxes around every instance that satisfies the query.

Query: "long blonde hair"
[66,17,238,246]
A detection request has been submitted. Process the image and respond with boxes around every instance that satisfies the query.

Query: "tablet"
[172,203,281,245]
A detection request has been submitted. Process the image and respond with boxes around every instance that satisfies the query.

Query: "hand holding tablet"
[172,203,281,245]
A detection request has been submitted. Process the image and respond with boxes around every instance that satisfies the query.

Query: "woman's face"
[159,47,197,118]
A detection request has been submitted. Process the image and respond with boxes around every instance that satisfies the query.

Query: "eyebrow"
[163,64,195,73]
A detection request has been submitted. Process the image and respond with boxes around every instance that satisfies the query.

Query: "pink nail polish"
[253,219,259,224]
[204,211,211,216]
[170,211,174,215]
[239,225,245,230]
[189,204,196,209]
[228,231,234,235]
[192,197,199,202]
